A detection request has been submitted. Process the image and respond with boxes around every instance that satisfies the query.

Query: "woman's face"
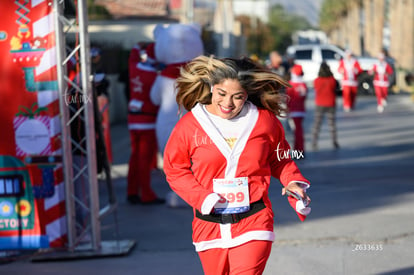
[207,79,247,119]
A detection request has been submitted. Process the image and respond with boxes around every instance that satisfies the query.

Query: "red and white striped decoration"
[28,0,66,247]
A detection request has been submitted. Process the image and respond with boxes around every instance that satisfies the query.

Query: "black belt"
[195,199,266,224]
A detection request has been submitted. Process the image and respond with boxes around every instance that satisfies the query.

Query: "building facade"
[328,0,413,73]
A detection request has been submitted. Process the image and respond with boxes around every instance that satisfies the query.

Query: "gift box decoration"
[13,103,51,157]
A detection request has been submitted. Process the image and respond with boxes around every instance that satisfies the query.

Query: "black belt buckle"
[220,214,237,224]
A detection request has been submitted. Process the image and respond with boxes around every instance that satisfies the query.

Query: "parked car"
[286,44,377,95]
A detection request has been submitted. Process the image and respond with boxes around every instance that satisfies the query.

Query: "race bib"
[213,177,250,214]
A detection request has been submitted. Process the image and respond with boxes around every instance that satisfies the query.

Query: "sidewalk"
[2,92,414,275]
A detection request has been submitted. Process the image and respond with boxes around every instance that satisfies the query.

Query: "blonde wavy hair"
[175,55,290,116]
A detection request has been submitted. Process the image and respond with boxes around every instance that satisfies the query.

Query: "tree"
[268,4,312,53]
[87,0,112,20]
[236,4,311,59]
[236,15,274,58]
[319,0,348,34]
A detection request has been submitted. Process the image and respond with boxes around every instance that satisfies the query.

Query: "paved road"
[2,92,414,275]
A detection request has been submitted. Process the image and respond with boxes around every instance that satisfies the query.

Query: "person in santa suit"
[163,56,311,275]
[126,43,165,205]
[338,49,362,112]
[369,52,394,113]
[286,64,308,153]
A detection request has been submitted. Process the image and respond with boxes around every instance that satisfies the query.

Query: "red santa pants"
[374,86,388,106]
[198,240,272,275]
[127,129,158,202]
[342,85,358,109]
[292,117,305,152]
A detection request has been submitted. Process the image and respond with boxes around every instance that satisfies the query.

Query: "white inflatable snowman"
[150,23,204,155]
[150,23,204,207]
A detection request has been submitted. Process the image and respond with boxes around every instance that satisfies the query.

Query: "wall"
[328,0,413,92]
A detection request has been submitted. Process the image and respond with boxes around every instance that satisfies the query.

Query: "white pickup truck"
[286,44,377,94]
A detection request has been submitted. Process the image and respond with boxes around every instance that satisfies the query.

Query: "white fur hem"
[193,230,275,252]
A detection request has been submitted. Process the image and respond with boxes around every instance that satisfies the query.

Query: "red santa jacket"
[127,62,159,130]
[286,79,307,117]
[313,76,337,107]
[370,61,393,88]
[163,102,310,252]
[338,58,362,87]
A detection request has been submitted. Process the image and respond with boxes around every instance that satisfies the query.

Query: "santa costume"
[286,64,307,152]
[163,102,310,274]
[126,43,160,203]
[370,53,394,113]
[338,50,362,111]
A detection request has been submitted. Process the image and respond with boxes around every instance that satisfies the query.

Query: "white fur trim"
[341,79,358,87]
[296,200,311,215]
[201,193,221,215]
[193,230,275,252]
[220,223,232,241]
[373,80,389,87]
[191,102,259,178]
[290,75,304,83]
[288,180,310,190]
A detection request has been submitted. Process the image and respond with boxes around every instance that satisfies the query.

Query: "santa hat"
[291,64,303,76]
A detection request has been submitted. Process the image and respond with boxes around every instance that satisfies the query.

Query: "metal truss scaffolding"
[33,0,134,260]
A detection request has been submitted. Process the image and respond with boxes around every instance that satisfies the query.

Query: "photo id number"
[352,243,383,252]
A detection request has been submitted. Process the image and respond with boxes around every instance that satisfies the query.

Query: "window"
[322,49,342,60]
[294,49,312,60]
[0,175,24,197]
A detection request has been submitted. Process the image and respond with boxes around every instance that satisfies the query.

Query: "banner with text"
[0,0,66,250]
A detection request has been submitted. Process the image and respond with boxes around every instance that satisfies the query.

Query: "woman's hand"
[282,181,311,205]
